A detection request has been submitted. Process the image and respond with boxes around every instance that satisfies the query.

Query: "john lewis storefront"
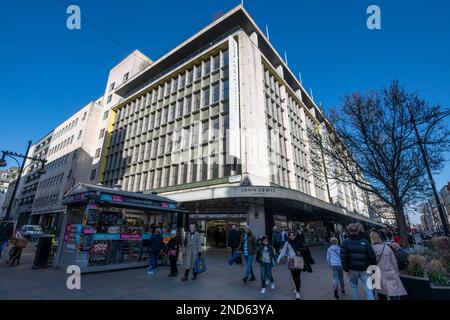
[56,183,186,273]
[161,184,384,246]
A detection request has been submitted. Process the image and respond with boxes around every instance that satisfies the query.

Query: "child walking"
[327,237,346,299]
[256,235,276,295]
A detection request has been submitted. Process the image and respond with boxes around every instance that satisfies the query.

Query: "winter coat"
[182,231,202,270]
[167,237,180,261]
[327,245,342,267]
[271,231,282,246]
[148,233,163,253]
[372,244,407,297]
[227,229,240,249]
[239,233,257,256]
[340,234,377,272]
[255,244,276,264]
[0,223,14,241]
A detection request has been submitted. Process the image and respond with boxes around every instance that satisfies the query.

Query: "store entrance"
[192,217,247,249]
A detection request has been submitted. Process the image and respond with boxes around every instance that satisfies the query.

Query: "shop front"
[56,183,186,273]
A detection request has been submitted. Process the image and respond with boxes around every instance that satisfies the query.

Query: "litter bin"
[32,235,53,269]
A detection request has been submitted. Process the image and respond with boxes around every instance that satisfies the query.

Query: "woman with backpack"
[370,231,407,300]
[256,235,276,295]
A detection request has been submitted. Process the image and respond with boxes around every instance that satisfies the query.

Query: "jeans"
[349,270,375,300]
[148,252,158,271]
[260,263,274,288]
[332,265,345,290]
[0,240,8,257]
[244,255,255,280]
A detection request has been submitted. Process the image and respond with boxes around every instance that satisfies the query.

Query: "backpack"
[395,249,409,271]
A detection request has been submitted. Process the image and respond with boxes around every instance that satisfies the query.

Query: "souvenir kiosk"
[56,183,186,273]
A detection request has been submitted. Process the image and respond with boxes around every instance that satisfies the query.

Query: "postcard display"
[62,202,175,271]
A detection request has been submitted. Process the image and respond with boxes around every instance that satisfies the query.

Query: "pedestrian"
[277,231,305,300]
[340,223,377,300]
[407,233,416,249]
[167,230,180,277]
[327,237,346,299]
[296,227,306,246]
[181,224,202,281]
[271,226,282,255]
[240,225,257,284]
[393,233,402,246]
[390,242,409,271]
[228,225,241,264]
[147,228,163,274]
[256,235,276,295]
[370,231,407,300]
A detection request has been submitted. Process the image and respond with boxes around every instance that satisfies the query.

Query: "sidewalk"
[0,243,367,300]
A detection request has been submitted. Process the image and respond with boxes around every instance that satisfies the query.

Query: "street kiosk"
[56,183,186,273]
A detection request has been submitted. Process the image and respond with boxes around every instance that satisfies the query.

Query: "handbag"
[168,248,177,257]
[228,251,242,265]
[194,257,207,273]
[288,256,304,270]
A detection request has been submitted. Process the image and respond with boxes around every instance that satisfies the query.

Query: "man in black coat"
[340,223,376,300]
[147,228,163,274]
[227,225,242,264]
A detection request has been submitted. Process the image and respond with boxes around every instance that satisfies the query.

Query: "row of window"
[38,173,65,191]
[105,155,241,192]
[33,193,59,209]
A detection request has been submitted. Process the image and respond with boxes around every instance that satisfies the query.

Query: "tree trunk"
[394,204,409,248]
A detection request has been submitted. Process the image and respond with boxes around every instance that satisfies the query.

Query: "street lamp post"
[1,141,47,222]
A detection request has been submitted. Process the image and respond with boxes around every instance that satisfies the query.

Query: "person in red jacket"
[393,234,402,246]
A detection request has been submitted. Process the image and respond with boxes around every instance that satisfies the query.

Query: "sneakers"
[242,277,248,285]
[261,288,267,295]
[270,283,275,290]
[296,292,302,300]
[146,268,155,274]
[341,289,346,296]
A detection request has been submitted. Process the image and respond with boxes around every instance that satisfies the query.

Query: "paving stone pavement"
[0,242,369,300]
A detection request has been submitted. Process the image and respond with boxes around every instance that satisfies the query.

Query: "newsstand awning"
[63,183,186,212]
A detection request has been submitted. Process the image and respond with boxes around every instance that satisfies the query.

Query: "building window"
[78,130,83,140]
[202,121,209,143]
[109,82,115,92]
[211,118,219,140]
[203,59,211,76]
[194,92,201,111]
[201,158,208,181]
[222,49,229,66]
[107,95,112,104]
[212,82,220,103]
[195,64,202,81]
[203,87,210,107]
[90,169,97,180]
[82,112,87,121]
[95,148,101,159]
[103,110,109,120]
[187,69,193,84]
[185,95,192,114]
[123,72,129,83]
[171,165,179,186]
[213,54,220,71]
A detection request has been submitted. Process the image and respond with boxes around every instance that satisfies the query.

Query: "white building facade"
[99,6,381,246]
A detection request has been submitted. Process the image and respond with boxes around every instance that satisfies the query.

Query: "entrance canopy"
[161,185,385,228]
[63,183,185,212]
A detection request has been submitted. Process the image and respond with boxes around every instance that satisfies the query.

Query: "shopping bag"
[288,256,304,270]
[194,257,207,273]
[228,251,242,265]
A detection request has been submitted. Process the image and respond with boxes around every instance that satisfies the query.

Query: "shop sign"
[100,193,171,209]
[237,187,276,196]
[93,233,121,241]
[120,233,141,240]
[83,228,95,234]
[229,175,242,183]
[63,193,85,205]
[228,35,241,159]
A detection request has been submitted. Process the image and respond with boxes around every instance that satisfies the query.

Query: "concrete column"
[247,200,266,237]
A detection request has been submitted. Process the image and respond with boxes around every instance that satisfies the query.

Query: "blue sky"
[0,1,449,205]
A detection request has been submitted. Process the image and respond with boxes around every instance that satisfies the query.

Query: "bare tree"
[309,81,450,247]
